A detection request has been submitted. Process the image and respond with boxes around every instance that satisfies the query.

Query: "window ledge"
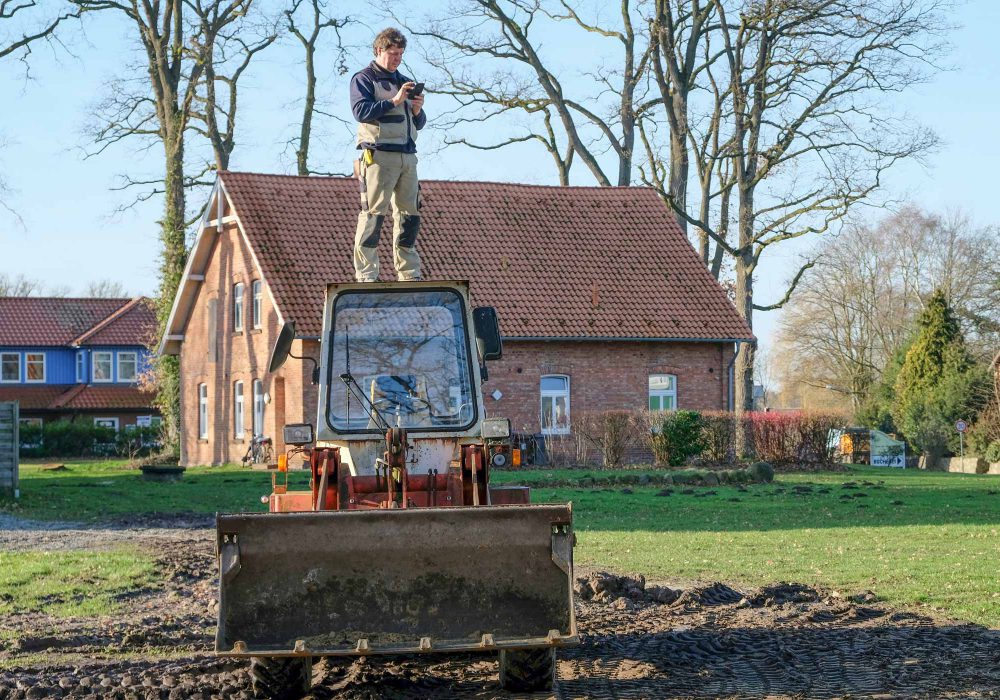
[251,328,263,334]
[198,438,209,443]
[233,330,244,336]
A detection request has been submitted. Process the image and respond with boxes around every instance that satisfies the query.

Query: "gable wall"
[178,220,312,466]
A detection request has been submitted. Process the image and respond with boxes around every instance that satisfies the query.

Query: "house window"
[233,282,245,332]
[198,383,209,439]
[94,417,119,431]
[25,353,45,382]
[649,374,677,411]
[1,352,20,382]
[93,351,113,383]
[252,280,262,329]
[252,379,264,437]
[76,352,85,382]
[234,381,245,439]
[19,417,42,428]
[540,375,570,435]
[118,352,138,382]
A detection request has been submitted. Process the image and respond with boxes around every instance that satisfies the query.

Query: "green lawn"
[2,461,999,625]
[0,549,155,618]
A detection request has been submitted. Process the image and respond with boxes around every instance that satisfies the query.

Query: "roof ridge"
[219,170,655,192]
[0,296,133,302]
[72,297,146,345]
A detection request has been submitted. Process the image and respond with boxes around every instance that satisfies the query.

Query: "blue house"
[0,297,159,430]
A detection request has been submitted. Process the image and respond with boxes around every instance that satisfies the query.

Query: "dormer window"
[118,352,138,382]
[0,353,19,383]
[25,353,45,382]
[93,351,113,383]
[76,351,85,382]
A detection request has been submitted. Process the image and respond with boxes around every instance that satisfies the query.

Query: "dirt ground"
[1,515,999,699]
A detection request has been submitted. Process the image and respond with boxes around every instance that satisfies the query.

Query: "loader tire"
[250,655,312,700]
[498,647,556,692]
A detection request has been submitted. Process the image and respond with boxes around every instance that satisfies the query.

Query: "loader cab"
[315,281,499,442]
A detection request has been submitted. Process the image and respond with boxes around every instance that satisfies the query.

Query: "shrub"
[19,420,161,459]
[748,461,775,483]
[647,410,705,466]
[742,411,844,465]
[985,441,1000,464]
[573,411,642,468]
[700,412,737,463]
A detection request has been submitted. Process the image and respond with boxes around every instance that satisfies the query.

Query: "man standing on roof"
[350,27,426,282]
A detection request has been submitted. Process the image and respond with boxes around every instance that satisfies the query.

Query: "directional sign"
[955,419,968,433]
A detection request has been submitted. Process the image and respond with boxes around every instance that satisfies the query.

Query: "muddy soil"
[1,516,998,699]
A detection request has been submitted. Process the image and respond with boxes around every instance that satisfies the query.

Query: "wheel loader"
[214,281,577,698]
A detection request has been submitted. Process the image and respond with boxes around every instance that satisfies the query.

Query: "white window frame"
[233,282,245,332]
[252,279,262,329]
[252,379,264,438]
[234,380,245,439]
[540,374,571,435]
[117,351,138,383]
[92,351,113,383]
[93,417,119,431]
[76,351,85,383]
[198,383,209,439]
[24,352,45,383]
[648,374,678,412]
[0,352,20,383]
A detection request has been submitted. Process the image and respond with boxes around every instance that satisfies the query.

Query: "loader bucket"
[215,504,576,656]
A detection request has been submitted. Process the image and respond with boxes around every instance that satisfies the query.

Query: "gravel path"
[1,518,999,699]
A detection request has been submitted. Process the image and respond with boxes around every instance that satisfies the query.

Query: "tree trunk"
[154,126,187,449]
[668,91,688,234]
[297,43,316,176]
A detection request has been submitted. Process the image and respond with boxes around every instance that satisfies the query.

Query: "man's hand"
[410,92,424,116]
[391,82,415,107]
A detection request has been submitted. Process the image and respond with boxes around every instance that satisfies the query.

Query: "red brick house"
[160,173,753,466]
[0,297,159,430]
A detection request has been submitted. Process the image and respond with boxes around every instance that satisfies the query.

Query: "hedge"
[19,420,162,459]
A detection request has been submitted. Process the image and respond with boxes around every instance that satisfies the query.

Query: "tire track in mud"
[1,529,999,698]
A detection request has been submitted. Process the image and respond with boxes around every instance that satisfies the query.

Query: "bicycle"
[242,434,273,466]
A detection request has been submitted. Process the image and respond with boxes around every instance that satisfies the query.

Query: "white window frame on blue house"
[118,351,138,382]
[76,351,85,382]
[252,280,262,329]
[93,351,113,383]
[0,352,20,383]
[25,353,45,383]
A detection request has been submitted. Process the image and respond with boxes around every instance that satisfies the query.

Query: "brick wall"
[178,219,315,466]
[486,340,733,434]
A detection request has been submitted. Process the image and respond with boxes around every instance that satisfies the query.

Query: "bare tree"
[284,0,352,176]
[83,279,129,297]
[0,0,79,63]
[774,205,999,414]
[0,272,43,296]
[409,0,651,186]
[70,0,264,445]
[697,0,946,411]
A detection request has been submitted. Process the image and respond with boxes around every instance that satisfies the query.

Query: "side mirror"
[473,307,502,361]
[268,320,297,373]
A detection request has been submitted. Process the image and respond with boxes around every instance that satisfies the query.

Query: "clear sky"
[1,1,997,350]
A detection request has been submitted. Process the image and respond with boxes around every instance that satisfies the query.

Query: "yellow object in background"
[277,454,288,472]
[363,148,374,166]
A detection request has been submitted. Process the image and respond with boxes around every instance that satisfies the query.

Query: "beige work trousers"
[354,150,422,282]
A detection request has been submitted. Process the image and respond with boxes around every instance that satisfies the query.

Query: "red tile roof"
[0,386,71,410]
[0,297,156,347]
[57,385,157,410]
[74,297,158,347]
[196,173,752,341]
[0,384,156,411]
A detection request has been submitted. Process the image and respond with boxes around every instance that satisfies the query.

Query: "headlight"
[481,417,511,439]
